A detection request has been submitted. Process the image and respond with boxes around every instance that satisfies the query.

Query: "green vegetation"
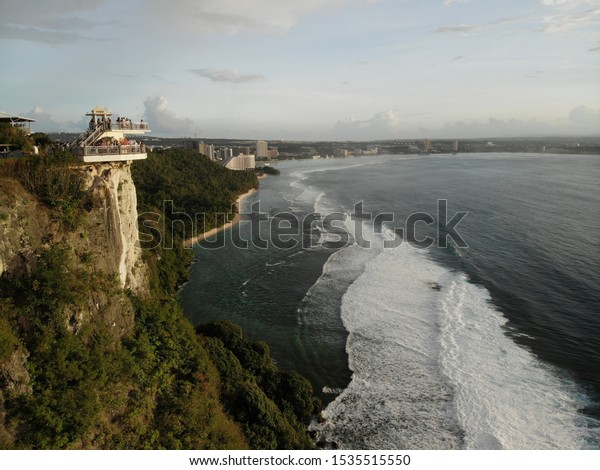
[132,150,314,448]
[199,321,315,449]
[0,301,19,363]
[132,149,257,296]
[0,151,91,230]
[0,146,315,449]
[1,244,246,449]
[0,124,35,154]
[255,165,281,176]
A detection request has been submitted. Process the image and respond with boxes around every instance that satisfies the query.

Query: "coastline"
[183,187,257,248]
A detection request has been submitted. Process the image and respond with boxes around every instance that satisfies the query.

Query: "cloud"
[333,111,405,140]
[191,68,267,83]
[569,105,600,132]
[0,25,88,45]
[540,0,598,10]
[143,96,194,135]
[443,0,470,5]
[21,106,87,133]
[332,107,600,139]
[437,108,600,137]
[438,117,555,138]
[434,24,482,34]
[433,17,520,35]
[27,107,60,130]
[540,7,600,33]
[0,0,105,44]
[143,0,348,34]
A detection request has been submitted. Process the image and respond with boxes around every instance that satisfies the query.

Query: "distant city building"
[452,140,459,153]
[334,148,350,157]
[185,140,206,154]
[224,153,255,171]
[206,144,215,160]
[256,140,269,159]
[184,140,222,161]
[232,146,251,156]
[422,139,432,153]
[267,148,279,159]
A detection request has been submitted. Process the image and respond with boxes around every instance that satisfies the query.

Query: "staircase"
[69,122,108,150]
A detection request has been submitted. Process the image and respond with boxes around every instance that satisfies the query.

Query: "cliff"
[80,163,148,293]
[0,150,314,450]
[0,161,150,447]
[0,162,147,294]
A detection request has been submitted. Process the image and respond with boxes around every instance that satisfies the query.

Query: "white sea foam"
[292,161,596,449]
[313,244,463,449]
[438,271,590,449]
[313,238,594,449]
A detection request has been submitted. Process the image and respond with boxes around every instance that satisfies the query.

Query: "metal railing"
[114,121,149,131]
[81,143,146,156]
[70,122,109,149]
[70,121,149,148]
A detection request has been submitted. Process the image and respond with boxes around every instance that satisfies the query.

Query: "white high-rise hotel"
[256,140,268,159]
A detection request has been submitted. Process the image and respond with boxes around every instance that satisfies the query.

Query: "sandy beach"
[183,187,257,248]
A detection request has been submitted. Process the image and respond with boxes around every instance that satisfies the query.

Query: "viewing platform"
[0,112,36,135]
[70,107,150,163]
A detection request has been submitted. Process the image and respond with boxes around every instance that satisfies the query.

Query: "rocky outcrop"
[0,162,148,294]
[0,178,55,280]
[0,350,31,397]
[80,162,148,294]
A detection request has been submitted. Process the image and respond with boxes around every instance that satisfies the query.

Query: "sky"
[0,0,599,140]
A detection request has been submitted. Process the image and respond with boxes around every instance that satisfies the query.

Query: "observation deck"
[70,107,150,163]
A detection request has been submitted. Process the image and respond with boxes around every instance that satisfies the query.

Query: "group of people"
[94,137,139,147]
[116,116,133,129]
[88,115,146,131]
[89,115,111,131]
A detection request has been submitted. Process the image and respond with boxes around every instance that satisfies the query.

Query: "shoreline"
[183,187,257,248]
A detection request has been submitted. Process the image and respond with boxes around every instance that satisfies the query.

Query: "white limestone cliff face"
[0,163,148,409]
[82,162,148,294]
[0,162,148,295]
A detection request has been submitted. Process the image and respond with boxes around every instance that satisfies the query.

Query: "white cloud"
[333,111,406,140]
[434,108,600,137]
[331,107,600,139]
[143,97,195,135]
[144,0,348,34]
[433,17,521,35]
[540,7,600,33]
[0,0,105,44]
[540,0,598,10]
[437,117,555,138]
[569,105,600,132]
[434,23,482,34]
[191,68,266,83]
[22,106,87,133]
[443,0,470,5]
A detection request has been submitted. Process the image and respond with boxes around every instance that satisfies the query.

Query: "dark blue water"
[180,153,600,449]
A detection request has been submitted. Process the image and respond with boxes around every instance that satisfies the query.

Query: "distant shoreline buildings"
[184,139,281,170]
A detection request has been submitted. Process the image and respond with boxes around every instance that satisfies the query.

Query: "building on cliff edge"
[69,107,150,163]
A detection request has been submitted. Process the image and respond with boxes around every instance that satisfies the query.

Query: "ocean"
[179,153,600,449]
